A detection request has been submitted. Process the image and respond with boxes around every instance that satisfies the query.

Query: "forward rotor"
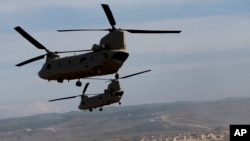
[15,26,91,67]
[15,26,50,52]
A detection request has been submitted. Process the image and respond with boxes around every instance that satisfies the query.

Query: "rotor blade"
[125,29,181,34]
[83,77,110,80]
[86,94,100,96]
[57,29,182,34]
[16,54,45,67]
[55,49,92,54]
[57,29,109,32]
[49,95,80,102]
[84,70,151,80]
[14,26,50,52]
[119,70,151,79]
[82,82,90,94]
[101,4,116,29]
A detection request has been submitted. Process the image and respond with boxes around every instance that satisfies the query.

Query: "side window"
[46,64,51,69]
[57,62,61,68]
[80,57,87,63]
[103,53,108,58]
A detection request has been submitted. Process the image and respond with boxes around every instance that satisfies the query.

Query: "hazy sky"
[0,0,250,119]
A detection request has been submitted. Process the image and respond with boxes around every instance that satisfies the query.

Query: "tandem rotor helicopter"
[15,4,181,87]
[49,70,151,111]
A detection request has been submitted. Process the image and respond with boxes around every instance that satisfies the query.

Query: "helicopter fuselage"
[38,30,129,82]
[38,50,129,81]
[78,90,124,111]
[79,80,123,111]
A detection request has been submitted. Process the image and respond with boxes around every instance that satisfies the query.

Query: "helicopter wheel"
[76,80,82,87]
[57,78,63,83]
[119,102,121,105]
[89,108,93,112]
[115,73,119,79]
[99,108,103,111]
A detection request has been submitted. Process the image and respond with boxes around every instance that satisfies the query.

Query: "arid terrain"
[1,97,250,141]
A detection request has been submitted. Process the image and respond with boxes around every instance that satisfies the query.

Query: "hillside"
[0,97,250,140]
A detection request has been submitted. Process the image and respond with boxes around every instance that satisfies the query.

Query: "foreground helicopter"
[15,4,181,87]
[49,70,151,111]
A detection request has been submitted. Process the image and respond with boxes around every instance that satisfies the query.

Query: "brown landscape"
[0,97,250,141]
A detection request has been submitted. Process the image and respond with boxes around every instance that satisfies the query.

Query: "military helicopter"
[49,70,151,111]
[15,4,181,87]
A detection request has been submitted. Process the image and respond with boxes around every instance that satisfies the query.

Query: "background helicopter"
[49,70,151,111]
[15,4,181,87]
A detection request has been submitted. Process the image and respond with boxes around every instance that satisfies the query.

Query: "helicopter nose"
[38,71,42,77]
[38,70,45,79]
[112,52,129,63]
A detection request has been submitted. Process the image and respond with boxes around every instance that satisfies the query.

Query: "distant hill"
[0,97,250,141]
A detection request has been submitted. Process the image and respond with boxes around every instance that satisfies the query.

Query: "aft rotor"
[57,4,181,34]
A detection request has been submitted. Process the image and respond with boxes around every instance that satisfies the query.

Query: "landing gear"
[89,108,93,112]
[115,73,119,79]
[57,78,63,83]
[99,108,103,111]
[119,102,121,105]
[76,80,82,87]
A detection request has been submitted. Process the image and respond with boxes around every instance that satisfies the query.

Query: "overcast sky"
[0,0,250,119]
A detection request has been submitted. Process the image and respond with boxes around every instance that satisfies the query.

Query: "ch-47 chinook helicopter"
[49,70,151,111]
[15,4,181,87]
